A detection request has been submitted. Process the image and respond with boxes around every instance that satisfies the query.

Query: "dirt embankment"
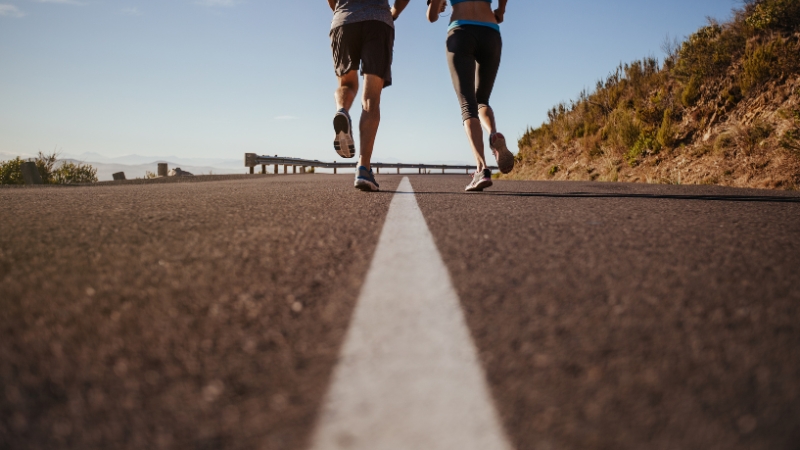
[510,76,800,190]
[509,1,800,190]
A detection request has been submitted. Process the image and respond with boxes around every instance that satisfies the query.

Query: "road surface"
[1,174,799,449]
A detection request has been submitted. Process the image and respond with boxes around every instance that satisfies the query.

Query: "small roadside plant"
[0,157,25,185]
[0,152,97,185]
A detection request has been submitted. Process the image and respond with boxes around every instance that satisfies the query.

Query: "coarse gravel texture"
[412,176,800,450]
[0,175,397,450]
[3,173,800,450]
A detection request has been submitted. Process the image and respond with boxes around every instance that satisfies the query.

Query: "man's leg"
[335,70,359,112]
[357,73,384,170]
[333,70,359,159]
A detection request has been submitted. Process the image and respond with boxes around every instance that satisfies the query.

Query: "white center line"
[310,177,513,450]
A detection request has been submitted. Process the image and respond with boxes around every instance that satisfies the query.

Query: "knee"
[363,100,381,115]
[362,93,382,113]
[461,102,479,122]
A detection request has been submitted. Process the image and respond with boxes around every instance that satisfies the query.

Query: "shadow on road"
[400,190,800,203]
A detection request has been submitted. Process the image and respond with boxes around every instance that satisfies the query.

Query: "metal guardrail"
[245,153,496,175]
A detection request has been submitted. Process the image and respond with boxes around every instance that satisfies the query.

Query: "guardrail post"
[333,162,337,175]
[441,166,445,174]
[21,161,43,185]
[244,153,257,175]
[274,164,278,174]
[261,164,266,174]
[292,166,296,174]
[301,166,306,174]
[397,167,400,174]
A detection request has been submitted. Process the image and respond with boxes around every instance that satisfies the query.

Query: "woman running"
[427,0,514,191]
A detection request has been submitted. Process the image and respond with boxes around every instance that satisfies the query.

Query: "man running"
[329,0,410,192]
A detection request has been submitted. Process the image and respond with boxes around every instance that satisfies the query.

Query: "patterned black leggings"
[446,25,502,122]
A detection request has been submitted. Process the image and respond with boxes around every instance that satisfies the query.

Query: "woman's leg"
[463,118,487,171]
[446,28,487,171]
[475,29,515,173]
[478,107,497,137]
[475,29,502,137]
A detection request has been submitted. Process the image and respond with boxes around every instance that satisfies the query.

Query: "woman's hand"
[427,0,446,23]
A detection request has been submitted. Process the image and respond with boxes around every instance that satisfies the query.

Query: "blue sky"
[0,0,739,164]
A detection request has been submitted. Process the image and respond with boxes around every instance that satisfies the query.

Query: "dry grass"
[511,0,800,190]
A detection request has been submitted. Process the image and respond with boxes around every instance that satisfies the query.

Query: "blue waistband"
[447,20,500,32]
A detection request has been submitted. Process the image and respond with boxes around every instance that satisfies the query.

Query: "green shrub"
[0,152,97,185]
[607,109,641,149]
[548,165,559,176]
[35,152,58,184]
[741,39,779,92]
[625,133,660,167]
[740,36,800,92]
[779,128,800,154]
[0,157,25,185]
[681,76,702,106]
[746,0,800,32]
[657,109,676,149]
[674,21,744,81]
[52,161,98,184]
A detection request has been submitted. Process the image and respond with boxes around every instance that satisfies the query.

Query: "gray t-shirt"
[331,0,394,30]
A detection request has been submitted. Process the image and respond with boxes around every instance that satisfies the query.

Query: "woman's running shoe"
[465,169,493,192]
[490,132,515,174]
[333,109,356,159]
[354,166,380,192]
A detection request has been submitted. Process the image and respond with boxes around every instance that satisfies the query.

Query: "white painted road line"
[310,177,513,450]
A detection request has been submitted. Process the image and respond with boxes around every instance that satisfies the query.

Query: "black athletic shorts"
[330,21,395,88]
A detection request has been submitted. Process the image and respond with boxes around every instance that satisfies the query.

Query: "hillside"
[510,0,800,190]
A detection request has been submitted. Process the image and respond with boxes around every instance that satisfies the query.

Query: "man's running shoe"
[333,109,356,159]
[465,168,493,192]
[354,166,380,192]
[490,132,515,174]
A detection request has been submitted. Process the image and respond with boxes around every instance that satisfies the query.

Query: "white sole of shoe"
[334,114,356,159]
[355,179,379,192]
[491,135,515,174]
[465,179,493,192]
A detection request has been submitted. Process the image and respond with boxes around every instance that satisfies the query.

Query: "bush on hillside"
[746,0,800,32]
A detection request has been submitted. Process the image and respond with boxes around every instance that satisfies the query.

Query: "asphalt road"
[1,174,799,450]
